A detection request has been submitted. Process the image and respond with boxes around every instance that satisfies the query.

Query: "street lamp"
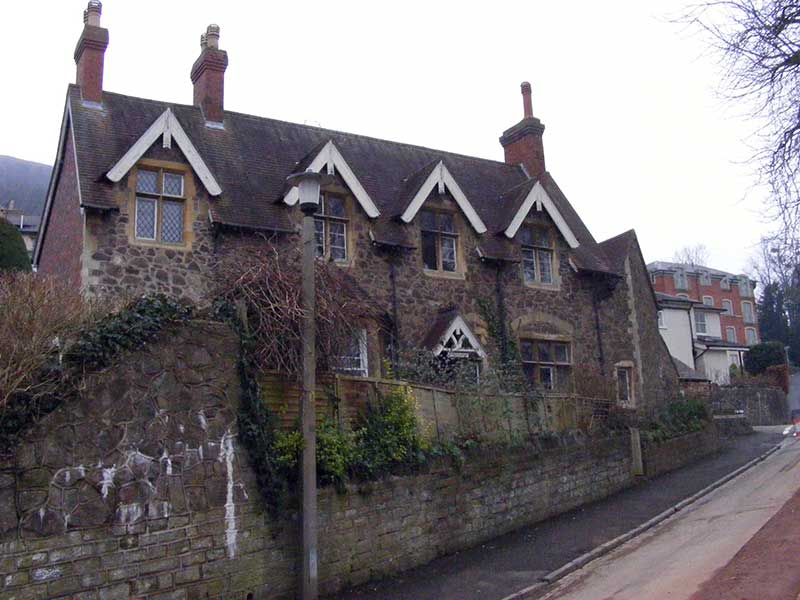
[285,168,332,600]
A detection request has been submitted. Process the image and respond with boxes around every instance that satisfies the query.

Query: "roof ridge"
[90,86,526,174]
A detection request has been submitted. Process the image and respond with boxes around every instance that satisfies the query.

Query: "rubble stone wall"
[642,423,721,479]
[0,322,697,600]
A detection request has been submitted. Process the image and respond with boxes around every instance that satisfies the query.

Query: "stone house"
[35,3,680,415]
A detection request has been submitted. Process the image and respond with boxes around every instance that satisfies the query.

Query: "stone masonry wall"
[711,385,788,426]
[0,321,721,599]
[642,423,721,479]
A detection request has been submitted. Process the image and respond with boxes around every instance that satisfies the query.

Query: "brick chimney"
[190,25,228,124]
[499,82,546,178]
[74,1,109,104]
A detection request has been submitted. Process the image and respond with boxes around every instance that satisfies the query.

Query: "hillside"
[0,155,51,218]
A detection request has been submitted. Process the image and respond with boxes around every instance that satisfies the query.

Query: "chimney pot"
[521,81,533,119]
[206,24,220,49]
[86,1,102,27]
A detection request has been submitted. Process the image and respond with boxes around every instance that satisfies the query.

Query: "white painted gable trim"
[432,314,487,359]
[399,161,487,234]
[283,141,380,218]
[106,109,222,196]
[504,181,579,249]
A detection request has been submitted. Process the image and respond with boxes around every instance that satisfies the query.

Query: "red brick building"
[35,3,681,414]
[647,261,760,346]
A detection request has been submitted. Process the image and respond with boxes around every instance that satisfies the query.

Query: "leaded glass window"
[134,168,186,245]
[135,197,156,240]
[161,200,184,244]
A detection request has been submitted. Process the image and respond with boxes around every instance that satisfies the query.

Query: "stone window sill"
[423,268,466,281]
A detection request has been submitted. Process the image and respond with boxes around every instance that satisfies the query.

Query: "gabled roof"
[61,85,616,273]
[421,307,486,359]
[398,160,487,234]
[281,140,380,218]
[106,108,222,196]
[503,178,578,248]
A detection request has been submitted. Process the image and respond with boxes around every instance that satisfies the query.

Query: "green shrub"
[0,217,30,272]
[744,341,787,375]
[351,385,427,479]
[273,419,354,490]
[642,398,709,443]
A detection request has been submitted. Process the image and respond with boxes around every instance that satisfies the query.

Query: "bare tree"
[673,244,711,265]
[682,1,800,242]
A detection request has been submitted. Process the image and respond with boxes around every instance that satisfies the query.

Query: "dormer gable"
[282,140,380,218]
[399,161,487,234]
[504,179,579,249]
[106,108,222,196]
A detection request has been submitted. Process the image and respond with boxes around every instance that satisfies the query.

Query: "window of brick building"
[674,269,688,290]
[695,310,708,335]
[722,299,733,315]
[739,278,753,297]
[721,277,731,290]
[742,301,755,324]
[520,339,571,391]
[745,327,758,345]
[315,193,349,262]
[703,295,714,307]
[520,226,554,285]
[135,169,185,244]
[700,270,711,285]
[726,326,737,343]
[420,210,458,272]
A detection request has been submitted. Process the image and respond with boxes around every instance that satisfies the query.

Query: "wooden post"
[630,427,644,476]
[300,212,318,600]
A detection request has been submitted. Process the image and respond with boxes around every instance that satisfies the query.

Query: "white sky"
[1,0,773,274]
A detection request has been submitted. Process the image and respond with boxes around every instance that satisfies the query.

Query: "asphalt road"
[539,436,800,600]
[332,431,782,600]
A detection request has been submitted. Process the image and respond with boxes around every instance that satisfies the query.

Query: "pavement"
[539,436,800,600]
[331,431,783,600]
[790,372,800,414]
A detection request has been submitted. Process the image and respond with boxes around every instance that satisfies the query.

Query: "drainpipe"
[388,251,401,370]
[592,278,606,375]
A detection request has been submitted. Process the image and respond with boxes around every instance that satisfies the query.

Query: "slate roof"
[65,85,616,275]
[647,260,750,281]
[672,357,708,382]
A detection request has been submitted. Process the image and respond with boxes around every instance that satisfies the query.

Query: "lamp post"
[286,168,331,600]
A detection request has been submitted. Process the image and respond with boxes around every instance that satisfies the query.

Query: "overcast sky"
[1,0,773,274]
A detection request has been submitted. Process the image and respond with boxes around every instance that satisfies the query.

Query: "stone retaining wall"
[0,322,701,600]
[711,385,788,426]
[642,423,721,479]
